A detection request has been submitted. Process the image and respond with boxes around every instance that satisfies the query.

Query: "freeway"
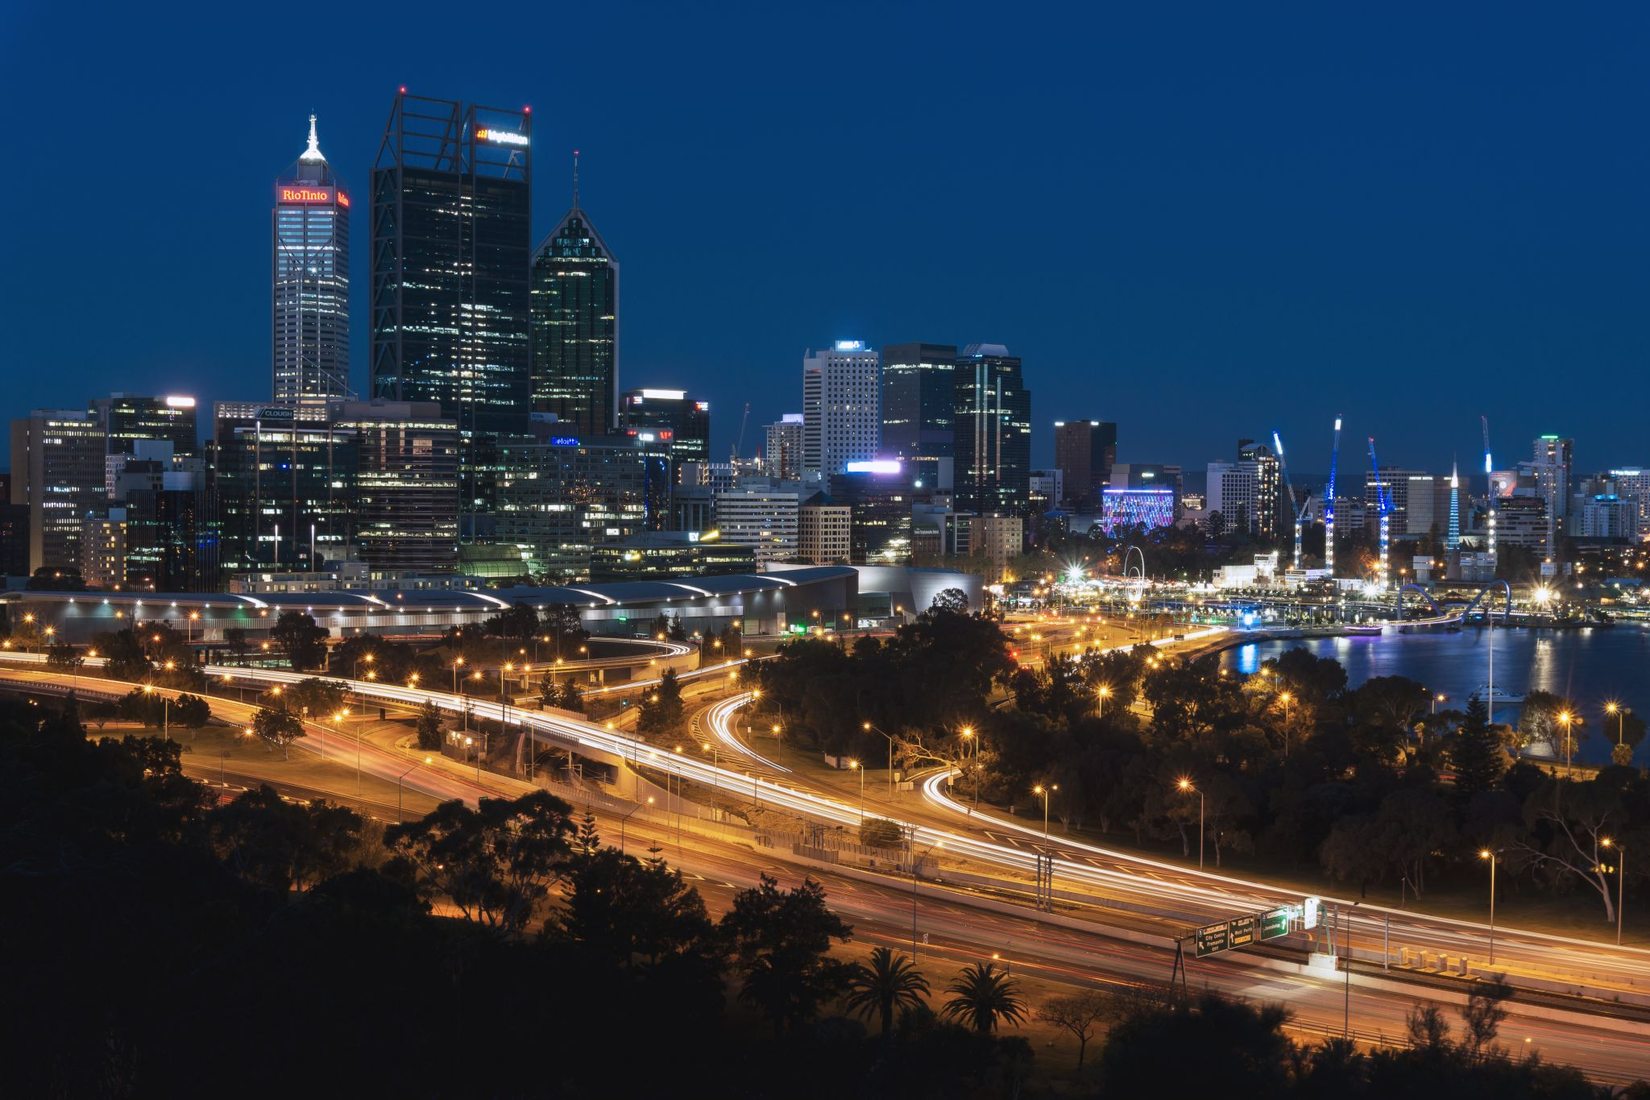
[3,654,1649,1080]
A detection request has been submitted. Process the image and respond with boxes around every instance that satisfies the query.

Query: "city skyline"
[5,5,1649,471]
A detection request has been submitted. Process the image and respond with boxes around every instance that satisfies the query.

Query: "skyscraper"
[803,342,881,483]
[1053,419,1117,509]
[881,342,956,491]
[530,152,618,435]
[619,388,710,474]
[370,91,532,437]
[9,409,107,574]
[764,414,804,480]
[953,344,1031,515]
[94,394,198,458]
[273,116,351,409]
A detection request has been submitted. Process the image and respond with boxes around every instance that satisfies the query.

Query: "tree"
[207,785,365,893]
[283,677,349,718]
[720,874,854,1035]
[1036,990,1115,1067]
[1097,993,1294,1098]
[858,817,904,849]
[252,705,305,760]
[414,701,445,751]
[930,587,969,614]
[271,611,327,671]
[1459,977,1511,1062]
[1508,776,1625,923]
[482,601,541,641]
[556,846,720,972]
[44,642,83,674]
[637,668,685,736]
[173,693,211,729]
[385,790,575,934]
[223,626,250,664]
[542,604,589,654]
[941,962,1026,1035]
[1450,695,1505,798]
[844,946,930,1035]
[92,626,152,683]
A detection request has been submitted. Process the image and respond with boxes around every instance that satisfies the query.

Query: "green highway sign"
[1260,906,1293,941]
[1229,914,1256,948]
[1193,921,1231,958]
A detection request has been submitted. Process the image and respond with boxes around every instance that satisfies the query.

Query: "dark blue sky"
[4,3,1647,478]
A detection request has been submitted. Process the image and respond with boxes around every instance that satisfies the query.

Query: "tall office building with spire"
[531,151,619,435]
[273,116,350,408]
[370,91,532,437]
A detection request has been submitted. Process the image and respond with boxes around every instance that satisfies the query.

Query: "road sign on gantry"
[1260,906,1292,941]
[1228,914,1257,948]
[1193,920,1231,958]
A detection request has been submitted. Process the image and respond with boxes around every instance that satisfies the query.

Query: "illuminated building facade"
[803,342,882,483]
[1098,488,1175,537]
[530,157,618,436]
[328,400,460,573]
[370,92,532,437]
[953,344,1031,515]
[618,388,710,473]
[273,117,351,409]
[881,342,955,490]
[95,394,198,458]
[1054,419,1116,509]
[9,409,107,573]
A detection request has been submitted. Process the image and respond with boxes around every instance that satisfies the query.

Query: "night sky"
[4,3,1647,477]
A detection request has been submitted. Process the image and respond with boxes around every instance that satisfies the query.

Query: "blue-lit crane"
[1368,436,1394,590]
[1323,417,1343,578]
[1481,415,1497,560]
[1272,431,1309,568]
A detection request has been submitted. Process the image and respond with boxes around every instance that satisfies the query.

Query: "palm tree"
[844,946,930,1035]
[941,961,1027,1035]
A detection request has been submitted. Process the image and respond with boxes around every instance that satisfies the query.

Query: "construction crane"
[1272,431,1308,567]
[731,402,752,463]
[1481,415,1497,560]
[1368,436,1394,590]
[1323,417,1343,579]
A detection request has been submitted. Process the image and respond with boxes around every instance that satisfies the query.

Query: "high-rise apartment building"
[803,342,881,483]
[1053,419,1117,509]
[765,414,804,480]
[370,92,531,437]
[273,116,351,409]
[1530,435,1573,546]
[953,344,1031,515]
[881,342,955,490]
[619,389,710,474]
[798,494,851,564]
[530,155,618,435]
[9,409,107,574]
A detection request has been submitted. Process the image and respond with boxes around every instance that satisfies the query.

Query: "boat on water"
[1474,684,1525,705]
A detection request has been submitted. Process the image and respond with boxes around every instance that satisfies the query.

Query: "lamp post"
[1177,777,1204,869]
[959,726,978,806]
[1342,899,1361,1037]
[1279,691,1293,756]
[396,756,431,822]
[863,721,897,799]
[1096,684,1110,718]
[701,740,719,790]
[907,828,944,960]
[1033,783,1058,840]
[1606,702,1626,750]
[849,759,865,823]
[1603,838,1626,947]
[1432,692,1446,716]
[1478,847,1503,963]
[142,684,171,741]
[1558,711,1575,771]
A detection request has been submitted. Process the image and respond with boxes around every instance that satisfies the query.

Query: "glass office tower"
[370,92,532,437]
[881,342,956,491]
[531,154,619,435]
[273,116,351,409]
[954,344,1032,515]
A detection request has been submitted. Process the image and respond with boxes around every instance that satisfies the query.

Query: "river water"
[1219,624,1650,766]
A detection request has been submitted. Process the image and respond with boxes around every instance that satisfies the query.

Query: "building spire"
[571,148,581,209]
[301,113,324,162]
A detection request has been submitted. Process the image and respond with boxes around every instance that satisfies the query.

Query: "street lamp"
[959,725,980,807]
[141,684,171,741]
[1478,848,1504,963]
[396,756,433,822]
[1606,702,1626,750]
[863,721,897,799]
[1032,783,1058,840]
[1177,777,1204,869]
[452,655,465,694]
[1558,710,1576,770]
[1602,838,1627,947]
[701,740,719,789]
[849,759,865,823]
[1432,692,1446,716]
[1096,684,1110,718]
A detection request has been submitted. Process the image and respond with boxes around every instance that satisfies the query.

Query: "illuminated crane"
[1481,415,1497,560]
[1367,436,1394,590]
[1323,417,1343,578]
[1272,431,1308,567]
